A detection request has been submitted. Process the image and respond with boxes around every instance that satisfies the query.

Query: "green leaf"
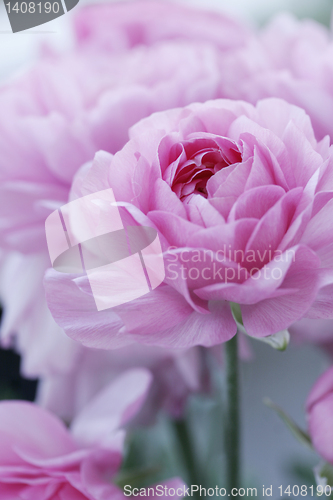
[264,398,313,449]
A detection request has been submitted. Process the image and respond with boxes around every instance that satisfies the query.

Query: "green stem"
[224,333,240,495]
[174,418,198,488]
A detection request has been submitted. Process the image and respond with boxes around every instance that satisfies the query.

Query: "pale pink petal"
[0,402,77,466]
[71,369,153,447]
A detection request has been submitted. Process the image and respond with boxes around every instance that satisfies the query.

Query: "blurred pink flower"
[212,13,333,143]
[259,14,333,142]
[0,252,80,376]
[0,1,251,381]
[231,13,333,142]
[0,368,185,499]
[45,98,333,348]
[36,344,203,422]
[289,318,333,355]
[73,0,250,52]
[307,366,333,463]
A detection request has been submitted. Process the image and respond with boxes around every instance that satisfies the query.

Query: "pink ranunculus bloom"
[44,97,333,349]
[208,13,333,143]
[0,1,250,379]
[306,366,333,463]
[254,13,333,141]
[214,12,333,144]
[0,368,185,499]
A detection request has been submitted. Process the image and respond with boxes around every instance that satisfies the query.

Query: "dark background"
[0,308,38,402]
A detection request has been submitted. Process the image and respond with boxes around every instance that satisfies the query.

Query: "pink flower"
[0,1,250,379]
[212,13,333,143]
[0,368,185,499]
[306,366,333,463]
[45,98,333,349]
[36,344,203,422]
[250,14,333,141]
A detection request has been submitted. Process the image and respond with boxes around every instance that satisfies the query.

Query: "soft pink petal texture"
[309,397,333,463]
[79,455,125,500]
[44,269,127,350]
[71,369,153,447]
[307,367,333,463]
[36,344,203,422]
[306,283,333,320]
[45,264,236,348]
[290,318,333,348]
[228,184,285,221]
[301,198,333,256]
[244,188,303,264]
[217,12,333,141]
[307,367,333,412]
[240,270,321,336]
[115,293,237,348]
[0,401,77,466]
[74,0,250,52]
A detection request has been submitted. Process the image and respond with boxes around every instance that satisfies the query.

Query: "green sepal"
[230,302,290,351]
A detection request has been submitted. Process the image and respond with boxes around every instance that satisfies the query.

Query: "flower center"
[166,137,242,202]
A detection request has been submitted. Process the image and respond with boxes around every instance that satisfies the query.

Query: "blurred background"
[0,0,333,495]
[0,0,333,79]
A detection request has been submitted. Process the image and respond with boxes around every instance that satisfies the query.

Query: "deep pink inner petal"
[166,137,242,201]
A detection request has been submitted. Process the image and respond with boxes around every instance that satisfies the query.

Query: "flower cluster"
[0,369,184,499]
[1,0,333,494]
